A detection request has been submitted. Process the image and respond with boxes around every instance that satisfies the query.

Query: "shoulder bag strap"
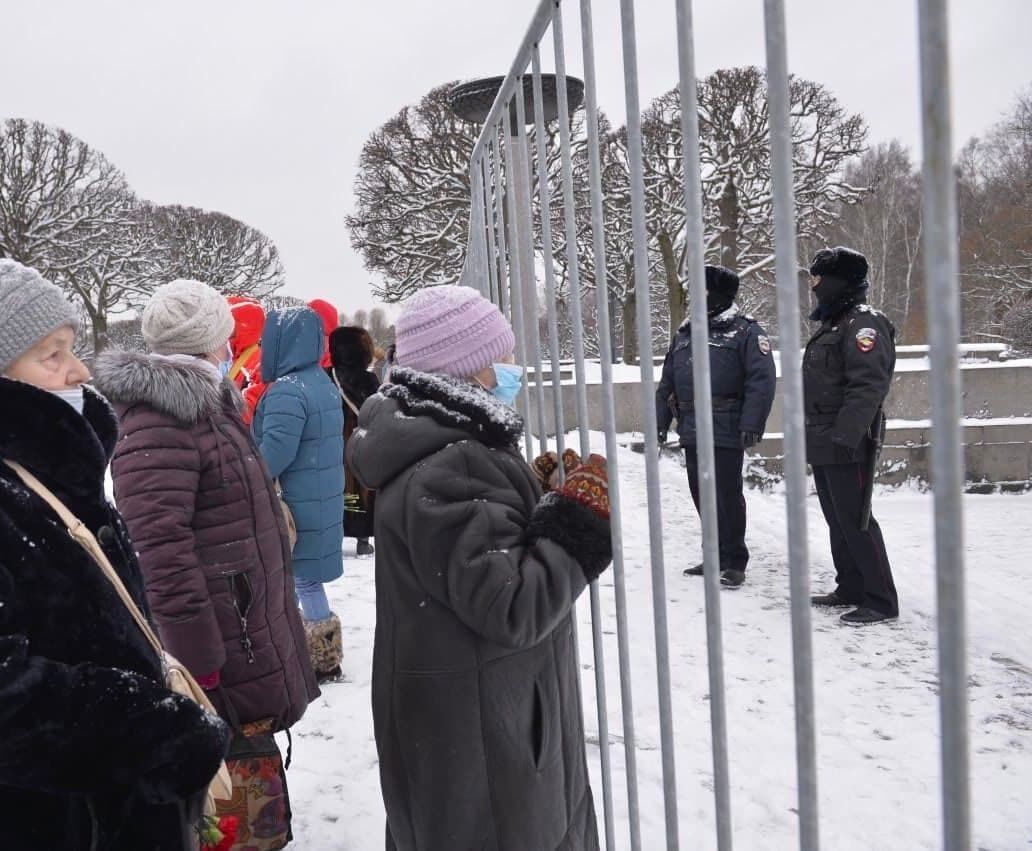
[2,459,165,659]
[331,370,361,417]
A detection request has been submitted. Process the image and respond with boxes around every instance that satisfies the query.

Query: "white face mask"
[49,386,86,415]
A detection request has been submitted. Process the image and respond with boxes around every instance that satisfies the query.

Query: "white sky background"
[2,0,1030,313]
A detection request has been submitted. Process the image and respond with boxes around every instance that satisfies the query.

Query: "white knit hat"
[142,279,235,356]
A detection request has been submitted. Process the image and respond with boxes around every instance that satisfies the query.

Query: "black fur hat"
[329,325,375,371]
[809,246,868,287]
[705,265,739,298]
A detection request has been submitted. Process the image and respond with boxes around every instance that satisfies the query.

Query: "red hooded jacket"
[308,299,340,369]
[227,296,268,424]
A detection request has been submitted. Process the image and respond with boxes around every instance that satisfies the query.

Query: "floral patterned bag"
[213,702,293,851]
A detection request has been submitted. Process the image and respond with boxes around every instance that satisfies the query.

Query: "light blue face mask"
[216,344,233,378]
[49,386,86,416]
[489,363,524,406]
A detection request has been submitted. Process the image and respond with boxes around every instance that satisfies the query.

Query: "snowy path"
[285,440,1032,850]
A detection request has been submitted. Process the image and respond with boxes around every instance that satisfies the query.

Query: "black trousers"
[812,463,899,616]
[684,446,748,572]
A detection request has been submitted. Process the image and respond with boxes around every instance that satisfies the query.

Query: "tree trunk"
[91,310,109,357]
[622,263,638,366]
[657,229,685,343]
[717,154,739,269]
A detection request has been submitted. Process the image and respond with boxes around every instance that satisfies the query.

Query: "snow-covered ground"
[285,436,1032,850]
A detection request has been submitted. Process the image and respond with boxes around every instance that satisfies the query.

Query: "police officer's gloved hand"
[740,431,761,449]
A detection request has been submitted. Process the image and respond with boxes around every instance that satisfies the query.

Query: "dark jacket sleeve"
[739,322,777,436]
[656,342,676,435]
[403,446,609,650]
[0,625,228,803]
[831,314,895,450]
[255,381,306,480]
[112,419,225,677]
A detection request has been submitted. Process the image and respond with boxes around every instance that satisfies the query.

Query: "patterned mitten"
[560,454,610,518]
[532,448,583,491]
[531,451,560,490]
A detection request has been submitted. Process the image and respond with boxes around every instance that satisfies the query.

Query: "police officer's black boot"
[840,607,898,626]
[720,569,745,588]
[683,563,705,576]
[811,591,855,607]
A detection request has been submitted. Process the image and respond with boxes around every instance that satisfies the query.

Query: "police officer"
[657,265,776,588]
[804,246,899,625]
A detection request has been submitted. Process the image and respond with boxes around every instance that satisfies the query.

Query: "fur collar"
[382,367,524,449]
[94,350,240,424]
[0,378,117,496]
[679,303,742,334]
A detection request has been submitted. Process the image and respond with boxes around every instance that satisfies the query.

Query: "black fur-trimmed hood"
[93,350,237,424]
[348,367,525,491]
[0,377,118,498]
[382,367,524,448]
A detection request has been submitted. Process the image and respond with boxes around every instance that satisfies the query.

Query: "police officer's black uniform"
[804,247,899,624]
[657,266,776,586]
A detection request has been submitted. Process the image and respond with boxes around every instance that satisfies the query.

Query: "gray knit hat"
[0,259,80,373]
[142,279,235,356]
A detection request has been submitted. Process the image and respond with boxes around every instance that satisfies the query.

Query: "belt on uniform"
[679,395,741,413]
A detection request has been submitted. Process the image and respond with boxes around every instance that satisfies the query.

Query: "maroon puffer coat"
[94,351,319,730]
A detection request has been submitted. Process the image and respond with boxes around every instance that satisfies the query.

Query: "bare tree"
[957,87,1032,338]
[347,83,475,302]
[828,141,924,340]
[150,204,284,299]
[638,68,868,334]
[0,119,154,351]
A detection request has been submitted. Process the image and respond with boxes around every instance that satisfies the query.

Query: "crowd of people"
[0,242,897,850]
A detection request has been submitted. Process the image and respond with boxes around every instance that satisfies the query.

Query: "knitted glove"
[559,454,609,518]
[531,448,583,491]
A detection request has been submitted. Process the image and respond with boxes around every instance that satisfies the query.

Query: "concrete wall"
[524,361,1032,436]
[521,358,1032,487]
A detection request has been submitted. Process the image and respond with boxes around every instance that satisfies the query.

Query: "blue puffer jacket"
[254,307,345,584]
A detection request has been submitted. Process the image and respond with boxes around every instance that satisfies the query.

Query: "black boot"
[811,591,855,607]
[840,607,898,626]
[356,539,375,557]
[683,563,705,577]
[720,569,745,588]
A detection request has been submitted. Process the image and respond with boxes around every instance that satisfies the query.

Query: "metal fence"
[457,1,968,848]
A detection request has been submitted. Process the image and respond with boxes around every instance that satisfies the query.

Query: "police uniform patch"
[855,328,878,353]
[757,335,771,355]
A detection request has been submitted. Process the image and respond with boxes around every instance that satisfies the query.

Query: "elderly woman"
[348,284,612,851]
[0,260,228,850]
[94,280,318,734]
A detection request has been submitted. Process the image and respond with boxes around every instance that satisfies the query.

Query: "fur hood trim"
[382,367,524,449]
[93,350,231,424]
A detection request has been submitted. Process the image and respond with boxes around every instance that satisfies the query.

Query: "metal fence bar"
[530,45,567,467]
[481,155,501,306]
[552,4,592,456]
[762,2,820,848]
[501,107,538,462]
[617,1,680,847]
[490,133,511,321]
[579,0,643,847]
[552,8,617,846]
[672,1,733,846]
[916,1,970,848]
[513,72,549,456]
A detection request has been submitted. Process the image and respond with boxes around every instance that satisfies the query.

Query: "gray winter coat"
[347,368,610,851]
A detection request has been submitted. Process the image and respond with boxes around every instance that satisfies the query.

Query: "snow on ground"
[285,435,1032,850]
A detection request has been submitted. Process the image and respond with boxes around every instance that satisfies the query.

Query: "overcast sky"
[3,0,1030,313]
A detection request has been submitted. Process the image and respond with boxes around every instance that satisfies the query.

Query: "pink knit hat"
[395,285,516,378]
